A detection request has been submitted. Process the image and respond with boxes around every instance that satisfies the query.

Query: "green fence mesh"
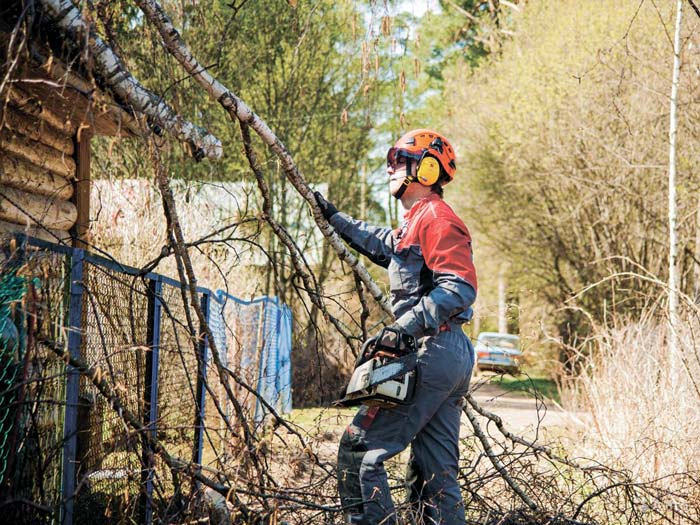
[0,269,26,485]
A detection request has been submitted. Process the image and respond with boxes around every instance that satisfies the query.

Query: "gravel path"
[467,374,582,438]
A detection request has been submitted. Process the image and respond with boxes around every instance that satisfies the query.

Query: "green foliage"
[94,0,376,212]
[442,0,700,361]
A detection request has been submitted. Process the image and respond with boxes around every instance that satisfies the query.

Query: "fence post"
[60,247,84,525]
[193,292,209,466]
[141,276,162,524]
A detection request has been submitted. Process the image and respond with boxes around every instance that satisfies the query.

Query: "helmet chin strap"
[392,159,417,200]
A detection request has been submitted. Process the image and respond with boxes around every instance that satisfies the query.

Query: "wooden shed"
[0,5,143,247]
[0,8,140,245]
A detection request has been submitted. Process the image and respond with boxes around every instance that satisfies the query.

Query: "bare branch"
[132,0,393,317]
[36,0,222,160]
[463,400,540,512]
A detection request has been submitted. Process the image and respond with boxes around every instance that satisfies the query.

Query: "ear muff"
[416,155,440,186]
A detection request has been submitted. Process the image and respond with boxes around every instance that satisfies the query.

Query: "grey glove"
[313,191,339,221]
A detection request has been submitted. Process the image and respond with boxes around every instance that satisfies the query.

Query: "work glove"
[313,191,339,221]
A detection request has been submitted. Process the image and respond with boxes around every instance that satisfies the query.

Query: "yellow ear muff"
[417,156,440,186]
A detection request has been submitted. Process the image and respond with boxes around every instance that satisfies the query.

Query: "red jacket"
[330,193,477,338]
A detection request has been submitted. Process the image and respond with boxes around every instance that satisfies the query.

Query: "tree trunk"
[667,0,682,381]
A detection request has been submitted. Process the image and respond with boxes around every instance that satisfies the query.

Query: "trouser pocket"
[337,425,368,513]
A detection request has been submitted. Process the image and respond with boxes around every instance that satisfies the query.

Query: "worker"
[314,129,478,525]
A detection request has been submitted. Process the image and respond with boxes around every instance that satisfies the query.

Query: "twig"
[462,401,539,512]
[238,120,357,351]
[37,335,345,517]
[132,0,393,317]
[465,393,599,472]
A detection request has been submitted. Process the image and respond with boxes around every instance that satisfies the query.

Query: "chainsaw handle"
[355,336,379,367]
[375,326,417,355]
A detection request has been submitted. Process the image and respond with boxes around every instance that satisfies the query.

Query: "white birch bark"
[37,0,222,160]
[498,264,508,334]
[134,0,393,316]
[668,0,683,380]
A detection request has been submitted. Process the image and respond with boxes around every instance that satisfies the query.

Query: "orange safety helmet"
[386,129,457,186]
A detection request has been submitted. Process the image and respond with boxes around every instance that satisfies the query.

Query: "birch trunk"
[134,0,393,316]
[667,0,682,381]
[37,0,222,160]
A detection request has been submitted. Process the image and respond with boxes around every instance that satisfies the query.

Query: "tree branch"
[463,401,540,512]
[36,0,222,160]
[133,0,393,317]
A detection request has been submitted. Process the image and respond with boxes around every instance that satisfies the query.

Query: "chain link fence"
[0,236,292,524]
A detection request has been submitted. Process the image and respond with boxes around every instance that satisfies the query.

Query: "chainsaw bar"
[335,352,418,407]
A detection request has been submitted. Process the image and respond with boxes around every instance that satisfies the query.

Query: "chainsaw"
[336,327,418,408]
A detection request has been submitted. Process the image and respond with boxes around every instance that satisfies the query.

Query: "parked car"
[474,332,523,374]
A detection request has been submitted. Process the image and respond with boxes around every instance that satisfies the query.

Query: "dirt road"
[467,375,579,438]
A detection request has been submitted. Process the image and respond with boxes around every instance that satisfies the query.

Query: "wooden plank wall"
[0,87,78,243]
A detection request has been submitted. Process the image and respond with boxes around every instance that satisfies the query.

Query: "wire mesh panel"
[276,306,293,415]
[149,281,203,521]
[215,295,265,426]
[201,295,232,469]
[1,237,293,524]
[0,244,70,524]
[72,260,150,525]
[256,299,281,421]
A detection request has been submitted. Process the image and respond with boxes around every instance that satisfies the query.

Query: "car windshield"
[480,335,519,349]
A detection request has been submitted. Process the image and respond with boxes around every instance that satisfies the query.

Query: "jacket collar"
[403,193,440,221]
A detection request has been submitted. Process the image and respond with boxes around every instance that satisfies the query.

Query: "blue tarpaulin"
[210,292,293,422]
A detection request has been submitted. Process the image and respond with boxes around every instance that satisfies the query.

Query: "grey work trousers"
[337,328,474,525]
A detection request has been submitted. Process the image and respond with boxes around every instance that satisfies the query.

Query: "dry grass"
[90,178,268,297]
[562,317,700,520]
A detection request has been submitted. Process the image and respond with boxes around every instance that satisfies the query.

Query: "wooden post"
[72,128,92,249]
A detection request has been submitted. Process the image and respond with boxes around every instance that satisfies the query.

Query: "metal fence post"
[193,292,209,466]
[141,276,162,524]
[60,247,84,525]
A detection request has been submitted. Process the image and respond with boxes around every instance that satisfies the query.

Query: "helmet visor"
[386,147,422,170]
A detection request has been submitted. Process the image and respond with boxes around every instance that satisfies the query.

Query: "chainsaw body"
[336,327,418,408]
